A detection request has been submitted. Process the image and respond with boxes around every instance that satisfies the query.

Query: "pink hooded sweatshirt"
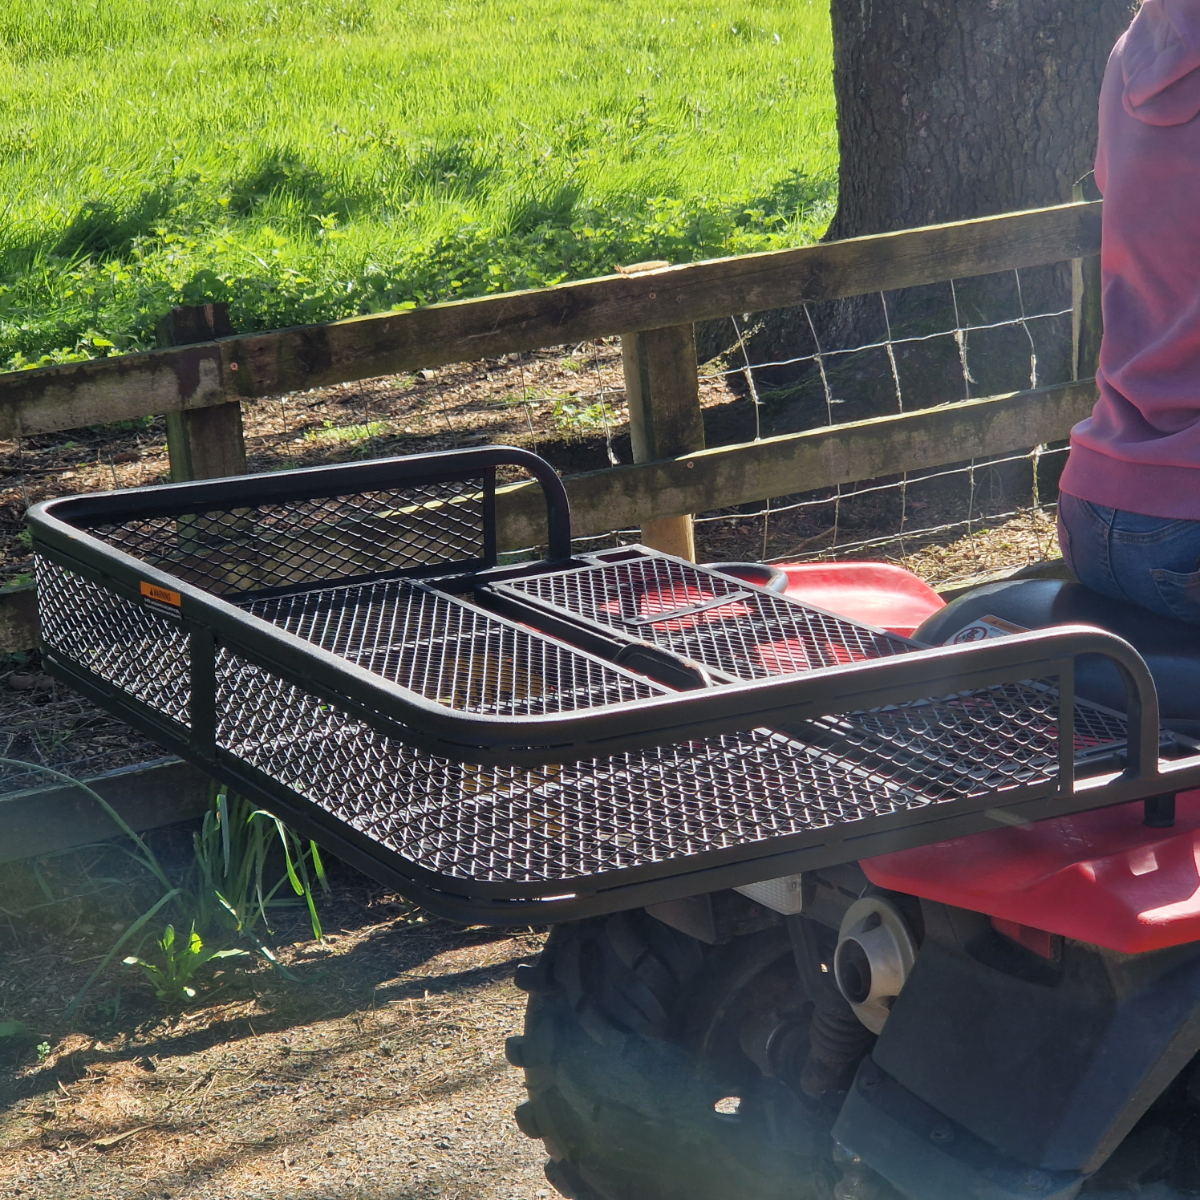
[1060,0,1200,518]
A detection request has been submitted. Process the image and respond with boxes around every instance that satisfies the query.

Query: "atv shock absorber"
[787,914,876,1098]
[801,998,876,1099]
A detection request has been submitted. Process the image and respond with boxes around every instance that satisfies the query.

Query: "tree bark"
[705,1,1139,544]
[826,0,1137,241]
[732,0,1137,417]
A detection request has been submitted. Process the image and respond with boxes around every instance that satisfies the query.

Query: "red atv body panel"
[862,792,1200,954]
[778,561,945,637]
[779,560,1200,955]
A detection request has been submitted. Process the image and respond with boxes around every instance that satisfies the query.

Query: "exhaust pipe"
[834,895,918,1033]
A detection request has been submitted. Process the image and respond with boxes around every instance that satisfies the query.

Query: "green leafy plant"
[123,923,248,1003]
[35,1041,50,1061]
[303,418,387,444]
[552,397,607,434]
[0,760,327,1014]
[90,414,155,434]
[0,757,184,1019]
[0,0,835,369]
[191,787,328,968]
[112,785,328,1003]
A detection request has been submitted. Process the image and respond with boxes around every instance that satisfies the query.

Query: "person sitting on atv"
[1058,0,1200,623]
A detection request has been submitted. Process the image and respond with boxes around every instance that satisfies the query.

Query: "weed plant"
[111,784,328,1005]
[0,761,327,1011]
[0,0,835,368]
[191,787,328,962]
[123,922,249,1003]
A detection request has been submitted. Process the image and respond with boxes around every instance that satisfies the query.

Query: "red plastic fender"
[862,791,1200,955]
[775,562,945,637]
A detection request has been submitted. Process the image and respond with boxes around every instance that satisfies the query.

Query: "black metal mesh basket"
[28,446,1196,923]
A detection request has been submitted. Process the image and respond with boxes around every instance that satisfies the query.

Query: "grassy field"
[0,0,835,370]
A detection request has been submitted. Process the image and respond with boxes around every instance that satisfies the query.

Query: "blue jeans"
[1057,492,1200,624]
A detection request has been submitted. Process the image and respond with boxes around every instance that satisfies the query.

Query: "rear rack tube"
[35,527,1164,781]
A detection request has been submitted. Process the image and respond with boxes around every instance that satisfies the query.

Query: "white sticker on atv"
[945,614,1028,645]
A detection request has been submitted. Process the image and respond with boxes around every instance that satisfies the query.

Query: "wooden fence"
[0,195,1104,654]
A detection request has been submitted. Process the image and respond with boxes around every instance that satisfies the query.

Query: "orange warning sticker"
[140,581,181,607]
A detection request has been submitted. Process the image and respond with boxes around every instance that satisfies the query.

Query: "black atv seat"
[914,579,1200,734]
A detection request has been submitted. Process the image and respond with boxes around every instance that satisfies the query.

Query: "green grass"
[304,418,389,443]
[0,0,835,370]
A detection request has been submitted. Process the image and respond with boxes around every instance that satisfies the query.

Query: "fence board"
[0,380,1097,653]
[0,759,211,863]
[0,202,1101,438]
[495,378,1098,548]
[159,303,248,481]
[227,201,1101,396]
[0,343,226,439]
[622,322,705,559]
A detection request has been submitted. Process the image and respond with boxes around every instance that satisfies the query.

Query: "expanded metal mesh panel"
[498,558,912,680]
[1073,700,1132,749]
[210,588,1106,885]
[83,479,487,598]
[32,509,1138,897]
[243,579,658,715]
[36,559,191,726]
[497,557,1133,801]
[808,680,1117,803]
[213,654,973,885]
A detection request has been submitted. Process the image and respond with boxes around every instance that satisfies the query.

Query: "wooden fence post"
[1072,176,1103,382]
[621,320,705,560]
[157,303,246,481]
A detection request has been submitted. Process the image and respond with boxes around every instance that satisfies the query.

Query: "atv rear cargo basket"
[28,447,1200,922]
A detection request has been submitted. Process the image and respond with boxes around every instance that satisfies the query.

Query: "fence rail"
[493,378,1098,548]
[0,196,1108,864]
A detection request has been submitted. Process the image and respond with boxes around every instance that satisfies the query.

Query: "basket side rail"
[33,444,573,563]
[212,624,1155,776]
[28,495,1173,793]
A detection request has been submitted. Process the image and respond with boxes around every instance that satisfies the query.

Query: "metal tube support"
[1144,794,1177,828]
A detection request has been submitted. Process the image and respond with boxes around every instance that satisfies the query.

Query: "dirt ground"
[0,339,649,589]
[0,661,164,793]
[0,840,551,1200]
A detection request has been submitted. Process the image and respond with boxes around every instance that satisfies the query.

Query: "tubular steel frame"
[28,446,1200,924]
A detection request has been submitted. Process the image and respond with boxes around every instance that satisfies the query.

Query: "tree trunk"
[826,0,1137,241]
[697,1,1140,559]
[731,0,1137,422]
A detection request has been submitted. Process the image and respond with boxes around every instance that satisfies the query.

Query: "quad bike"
[26,446,1200,1200]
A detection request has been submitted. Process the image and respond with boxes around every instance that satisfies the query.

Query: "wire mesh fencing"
[696,263,1072,585]
[527,261,1077,589]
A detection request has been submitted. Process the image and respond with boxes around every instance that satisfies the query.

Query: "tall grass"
[0,0,835,368]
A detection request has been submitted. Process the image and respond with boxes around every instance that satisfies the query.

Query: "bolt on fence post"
[157,303,247,481]
[620,316,705,562]
[1072,176,1103,383]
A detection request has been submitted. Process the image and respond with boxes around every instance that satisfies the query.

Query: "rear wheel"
[508,905,1200,1200]
[505,906,865,1200]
